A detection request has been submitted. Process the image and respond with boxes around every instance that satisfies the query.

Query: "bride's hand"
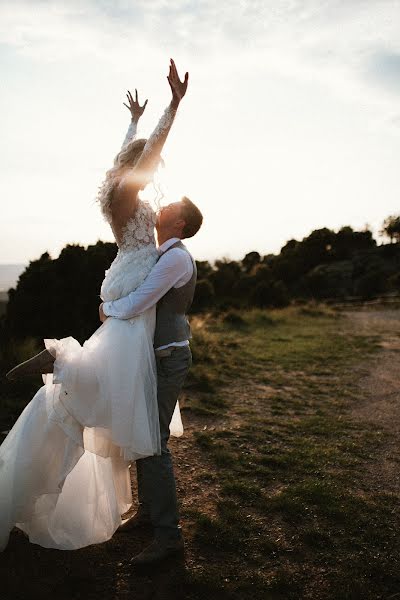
[99,303,108,323]
[123,89,148,123]
[168,59,189,108]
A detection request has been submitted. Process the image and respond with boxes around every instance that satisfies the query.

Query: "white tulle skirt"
[0,309,183,551]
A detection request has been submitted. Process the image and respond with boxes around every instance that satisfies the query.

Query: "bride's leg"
[6,349,55,381]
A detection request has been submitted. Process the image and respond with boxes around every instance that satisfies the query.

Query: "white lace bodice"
[119,199,157,252]
[100,200,159,303]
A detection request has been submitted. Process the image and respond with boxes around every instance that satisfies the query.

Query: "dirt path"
[346,309,400,496]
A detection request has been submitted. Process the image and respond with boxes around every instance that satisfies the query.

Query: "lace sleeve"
[132,103,176,183]
[121,120,138,150]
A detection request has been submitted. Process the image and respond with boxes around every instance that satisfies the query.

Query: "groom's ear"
[176,217,186,232]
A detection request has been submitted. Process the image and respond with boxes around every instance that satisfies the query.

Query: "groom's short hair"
[180,197,203,239]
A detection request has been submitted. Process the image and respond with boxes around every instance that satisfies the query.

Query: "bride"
[0,59,188,551]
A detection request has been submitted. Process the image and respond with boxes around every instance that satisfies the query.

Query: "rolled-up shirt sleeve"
[102,248,193,320]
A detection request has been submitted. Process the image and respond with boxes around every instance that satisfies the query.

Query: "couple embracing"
[0,59,203,565]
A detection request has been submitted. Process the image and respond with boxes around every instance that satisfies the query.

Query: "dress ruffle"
[0,380,131,551]
[43,310,161,461]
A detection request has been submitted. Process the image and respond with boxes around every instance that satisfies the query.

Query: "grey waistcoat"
[154,241,197,348]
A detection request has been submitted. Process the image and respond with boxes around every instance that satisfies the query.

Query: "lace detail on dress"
[120,199,157,251]
[139,104,175,161]
[100,199,159,303]
[122,120,138,150]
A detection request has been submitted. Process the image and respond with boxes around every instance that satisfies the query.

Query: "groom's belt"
[155,347,175,358]
[155,345,189,358]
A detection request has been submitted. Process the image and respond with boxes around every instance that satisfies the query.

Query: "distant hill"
[0,264,26,293]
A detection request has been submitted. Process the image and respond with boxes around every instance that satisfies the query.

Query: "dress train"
[0,311,183,551]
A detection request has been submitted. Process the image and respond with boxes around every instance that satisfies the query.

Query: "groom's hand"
[99,303,108,323]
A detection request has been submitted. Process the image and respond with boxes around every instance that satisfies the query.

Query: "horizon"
[0,215,392,267]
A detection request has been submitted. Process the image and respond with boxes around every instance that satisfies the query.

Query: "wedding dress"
[0,198,184,551]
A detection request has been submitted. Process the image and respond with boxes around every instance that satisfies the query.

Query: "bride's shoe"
[6,349,55,381]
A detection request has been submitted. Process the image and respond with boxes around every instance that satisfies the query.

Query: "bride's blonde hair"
[97,138,147,223]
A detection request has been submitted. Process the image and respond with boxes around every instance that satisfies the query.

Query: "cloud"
[1,0,400,125]
[368,51,400,91]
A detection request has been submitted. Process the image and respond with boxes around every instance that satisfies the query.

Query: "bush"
[250,280,290,308]
[191,279,215,313]
[354,270,389,299]
[305,261,353,299]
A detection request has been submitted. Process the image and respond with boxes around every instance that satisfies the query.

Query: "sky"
[1,0,400,265]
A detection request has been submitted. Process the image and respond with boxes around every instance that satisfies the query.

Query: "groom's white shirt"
[102,237,194,350]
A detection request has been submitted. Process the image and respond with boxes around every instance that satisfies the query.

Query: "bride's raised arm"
[121,89,148,149]
[132,59,189,186]
[110,59,188,233]
[111,59,189,239]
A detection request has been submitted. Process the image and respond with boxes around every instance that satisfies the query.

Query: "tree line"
[1,215,400,345]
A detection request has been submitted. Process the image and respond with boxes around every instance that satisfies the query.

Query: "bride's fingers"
[123,102,130,110]
[171,69,180,87]
[143,99,148,109]
[171,60,179,81]
[174,62,183,84]
[170,60,188,89]
[135,88,138,102]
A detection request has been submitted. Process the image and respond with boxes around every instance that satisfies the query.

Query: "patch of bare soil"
[346,309,400,495]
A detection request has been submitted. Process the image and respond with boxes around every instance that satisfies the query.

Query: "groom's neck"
[157,231,181,247]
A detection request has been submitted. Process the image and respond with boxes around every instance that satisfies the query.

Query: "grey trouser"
[135,345,192,541]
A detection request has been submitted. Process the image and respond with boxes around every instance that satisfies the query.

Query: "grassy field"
[1,304,400,599]
[176,305,400,599]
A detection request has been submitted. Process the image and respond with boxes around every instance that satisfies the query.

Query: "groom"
[99,196,203,565]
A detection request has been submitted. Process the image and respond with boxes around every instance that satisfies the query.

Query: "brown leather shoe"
[6,349,55,381]
[117,511,152,533]
[130,537,185,566]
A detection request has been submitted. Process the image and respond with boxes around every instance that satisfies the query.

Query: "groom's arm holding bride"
[99,234,194,322]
